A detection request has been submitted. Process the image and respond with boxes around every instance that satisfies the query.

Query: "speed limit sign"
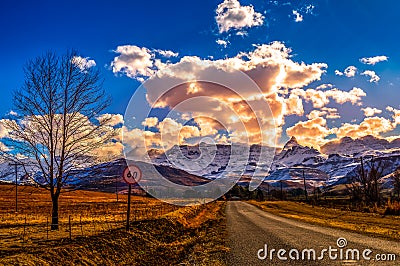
[122,165,142,184]
[123,164,142,231]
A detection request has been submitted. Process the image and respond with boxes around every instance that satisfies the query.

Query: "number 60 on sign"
[122,165,142,185]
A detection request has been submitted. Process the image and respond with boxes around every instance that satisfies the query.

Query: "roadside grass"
[0,184,228,265]
[249,200,400,241]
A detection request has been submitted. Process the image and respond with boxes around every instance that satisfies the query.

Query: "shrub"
[384,199,400,215]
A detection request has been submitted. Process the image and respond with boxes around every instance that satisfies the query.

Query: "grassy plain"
[0,184,227,265]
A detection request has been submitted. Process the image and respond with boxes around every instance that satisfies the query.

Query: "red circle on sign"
[122,165,142,184]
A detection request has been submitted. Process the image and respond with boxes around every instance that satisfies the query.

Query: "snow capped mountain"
[148,138,329,189]
[321,135,400,156]
[0,160,39,185]
[0,162,16,183]
[149,135,400,190]
[3,134,400,192]
[150,143,275,180]
[0,158,210,194]
[272,136,324,170]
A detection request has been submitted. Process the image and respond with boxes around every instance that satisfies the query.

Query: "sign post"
[126,184,131,231]
[122,165,142,231]
[9,163,23,213]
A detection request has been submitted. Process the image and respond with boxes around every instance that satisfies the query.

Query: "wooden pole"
[92,218,96,234]
[115,176,119,202]
[15,164,18,212]
[10,162,34,213]
[80,216,83,236]
[303,169,308,201]
[69,215,72,240]
[126,184,132,231]
[23,216,26,242]
[9,163,21,212]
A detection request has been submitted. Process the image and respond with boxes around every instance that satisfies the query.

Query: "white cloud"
[8,110,18,116]
[335,66,357,77]
[361,107,382,117]
[292,87,366,108]
[2,113,122,160]
[236,31,248,36]
[322,107,341,119]
[307,110,327,120]
[292,88,329,108]
[386,106,400,125]
[93,141,124,160]
[361,70,380,83]
[307,108,340,120]
[305,5,315,14]
[111,45,155,80]
[360,55,388,65]
[343,66,357,77]
[97,114,124,126]
[133,41,327,93]
[316,84,334,90]
[292,10,303,22]
[71,56,96,71]
[154,49,179,58]
[334,70,343,76]
[0,119,10,138]
[325,87,366,105]
[111,45,179,82]
[216,39,229,48]
[215,0,264,33]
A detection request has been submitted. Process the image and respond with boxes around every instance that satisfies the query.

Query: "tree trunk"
[51,195,59,230]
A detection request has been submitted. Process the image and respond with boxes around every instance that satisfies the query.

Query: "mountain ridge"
[2,135,400,193]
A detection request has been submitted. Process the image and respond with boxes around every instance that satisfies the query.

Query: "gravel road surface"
[226,201,400,265]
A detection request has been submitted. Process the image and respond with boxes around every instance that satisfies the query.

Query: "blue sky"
[1,0,400,149]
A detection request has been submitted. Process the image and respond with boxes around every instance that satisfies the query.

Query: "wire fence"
[0,203,180,248]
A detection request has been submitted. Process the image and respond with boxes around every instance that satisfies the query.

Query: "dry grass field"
[249,200,400,241]
[0,184,228,265]
[0,184,179,246]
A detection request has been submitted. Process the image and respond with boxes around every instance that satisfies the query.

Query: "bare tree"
[392,168,400,199]
[1,51,115,229]
[347,157,386,207]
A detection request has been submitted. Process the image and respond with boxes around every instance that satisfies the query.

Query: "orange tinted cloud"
[286,117,331,147]
[362,107,382,117]
[113,42,329,147]
[142,117,159,128]
[334,116,394,139]
[97,113,124,126]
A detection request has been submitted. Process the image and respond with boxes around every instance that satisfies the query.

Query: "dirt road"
[226,201,400,265]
